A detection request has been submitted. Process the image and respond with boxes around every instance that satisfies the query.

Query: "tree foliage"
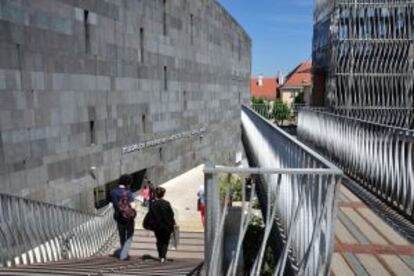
[243,214,275,275]
[219,173,243,202]
[251,96,265,105]
[273,101,291,126]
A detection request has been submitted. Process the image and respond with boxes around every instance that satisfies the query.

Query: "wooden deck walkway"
[331,184,414,275]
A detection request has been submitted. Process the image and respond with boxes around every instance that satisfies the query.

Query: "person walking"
[150,187,175,262]
[147,180,156,203]
[110,174,136,260]
[197,184,205,226]
[140,184,150,207]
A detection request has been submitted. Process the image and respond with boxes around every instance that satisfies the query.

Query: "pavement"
[133,165,204,233]
[332,184,414,275]
[160,164,205,233]
[123,165,205,263]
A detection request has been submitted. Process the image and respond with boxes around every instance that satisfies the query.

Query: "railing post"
[204,160,221,275]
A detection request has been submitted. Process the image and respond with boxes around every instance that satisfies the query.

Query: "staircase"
[0,256,204,275]
[0,230,205,276]
[128,229,205,260]
[0,194,205,275]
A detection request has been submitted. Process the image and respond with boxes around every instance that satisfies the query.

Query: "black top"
[150,199,175,233]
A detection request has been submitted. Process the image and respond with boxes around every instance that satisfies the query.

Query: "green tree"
[273,101,291,126]
[219,173,243,204]
[251,96,265,105]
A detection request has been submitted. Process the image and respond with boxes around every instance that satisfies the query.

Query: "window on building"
[89,120,95,145]
[159,147,163,161]
[163,66,168,91]
[238,37,242,61]
[140,28,144,62]
[84,10,90,53]
[190,14,194,44]
[183,90,187,110]
[141,114,146,133]
[163,0,167,36]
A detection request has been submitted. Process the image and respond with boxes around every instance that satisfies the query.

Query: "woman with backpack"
[110,174,137,260]
[144,186,175,262]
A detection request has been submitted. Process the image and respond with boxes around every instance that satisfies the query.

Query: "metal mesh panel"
[326,0,414,110]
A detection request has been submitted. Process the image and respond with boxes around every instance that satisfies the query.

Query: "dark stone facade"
[0,0,251,210]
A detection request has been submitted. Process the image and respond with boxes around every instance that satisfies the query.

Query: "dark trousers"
[117,220,135,247]
[154,230,171,259]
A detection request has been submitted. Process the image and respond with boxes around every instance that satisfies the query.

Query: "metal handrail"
[298,108,414,220]
[299,106,414,131]
[0,193,117,267]
[204,106,343,275]
[204,166,342,175]
[245,105,342,171]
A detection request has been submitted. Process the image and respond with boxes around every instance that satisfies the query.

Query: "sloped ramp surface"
[0,256,203,276]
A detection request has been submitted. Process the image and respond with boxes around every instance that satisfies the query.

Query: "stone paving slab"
[332,184,414,275]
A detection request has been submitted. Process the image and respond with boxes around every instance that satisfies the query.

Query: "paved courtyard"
[161,165,205,233]
[134,165,205,233]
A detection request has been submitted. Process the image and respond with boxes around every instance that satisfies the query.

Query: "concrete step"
[129,249,204,260]
[0,256,203,275]
[133,235,205,245]
[113,230,205,260]
[135,230,204,240]
[130,242,204,252]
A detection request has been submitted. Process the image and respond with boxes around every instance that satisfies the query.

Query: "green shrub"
[219,173,243,202]
[251,96,265,105]
[273,100,291,126]
[243,214,275,275]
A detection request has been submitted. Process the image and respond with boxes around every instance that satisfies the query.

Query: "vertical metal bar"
[204,160,220,275]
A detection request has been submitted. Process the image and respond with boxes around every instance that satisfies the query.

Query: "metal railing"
[298,108,414,220]
[250,103,294,124]
[203,106,342,275]
[0,193,117,267]
[332,107,414,129]
[250,104,273,120]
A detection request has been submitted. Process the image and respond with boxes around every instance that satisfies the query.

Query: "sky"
[218,0,314,77]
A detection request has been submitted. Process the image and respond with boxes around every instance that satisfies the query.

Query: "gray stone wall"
[0,0,251,211]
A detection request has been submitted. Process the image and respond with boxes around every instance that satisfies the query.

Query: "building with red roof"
[280,61,312,106]
[250,76,280,101]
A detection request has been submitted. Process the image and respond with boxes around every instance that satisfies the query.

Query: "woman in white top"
[197,184,205,226]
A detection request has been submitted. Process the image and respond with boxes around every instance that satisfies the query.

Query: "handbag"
[143,209,155,230]
[170,225,180,249]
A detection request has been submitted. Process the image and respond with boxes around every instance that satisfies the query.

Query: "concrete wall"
[0,0,251,211]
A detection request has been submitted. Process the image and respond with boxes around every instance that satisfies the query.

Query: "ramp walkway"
[332,182,414,275]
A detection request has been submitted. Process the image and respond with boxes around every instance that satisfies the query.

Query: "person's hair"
[119,174,132,187]
[155,187,166,199]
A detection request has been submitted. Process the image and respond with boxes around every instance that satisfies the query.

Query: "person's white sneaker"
[160,258,166,263]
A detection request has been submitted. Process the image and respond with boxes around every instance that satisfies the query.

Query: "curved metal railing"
[0,193,116,267]
[204,105,342,275]
[298,108,414,221]
[332,107,414,129]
